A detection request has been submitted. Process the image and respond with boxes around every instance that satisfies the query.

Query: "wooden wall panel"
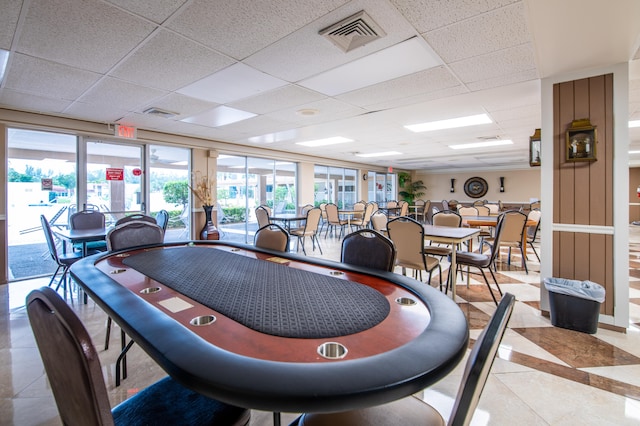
[552,74,614,316]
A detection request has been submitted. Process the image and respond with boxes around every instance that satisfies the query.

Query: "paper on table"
[158,297,194,313]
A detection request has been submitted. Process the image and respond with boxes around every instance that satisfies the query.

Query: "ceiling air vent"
[143,107,177,119]
[319,11,386,53]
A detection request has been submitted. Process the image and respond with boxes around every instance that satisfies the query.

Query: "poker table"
[70,241,469,414]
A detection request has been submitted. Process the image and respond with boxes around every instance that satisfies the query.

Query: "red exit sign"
[115,124,137,139]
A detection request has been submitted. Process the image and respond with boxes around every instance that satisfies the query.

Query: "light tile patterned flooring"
[2,227,640,425]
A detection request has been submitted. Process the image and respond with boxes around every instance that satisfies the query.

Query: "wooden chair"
[27,286,250,426]
[295,293,516,426]
[341,229,396,272]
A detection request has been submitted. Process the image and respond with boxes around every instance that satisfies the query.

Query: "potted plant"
[398,172,426,205]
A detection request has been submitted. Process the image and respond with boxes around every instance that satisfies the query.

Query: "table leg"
[450,245,457,300]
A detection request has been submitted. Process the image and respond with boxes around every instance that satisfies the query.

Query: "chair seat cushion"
[423,246,451,256]
[112,376,250,426]
[455,251,490,268]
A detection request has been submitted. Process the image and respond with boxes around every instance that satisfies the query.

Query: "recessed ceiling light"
[630,120,640,128]
[296,137,353,147]
[355,151,402,157]
[449,140,513,150]
[296,108,320,116]
[405,114,492,133]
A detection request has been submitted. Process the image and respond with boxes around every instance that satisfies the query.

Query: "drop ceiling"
[0,0,639,171]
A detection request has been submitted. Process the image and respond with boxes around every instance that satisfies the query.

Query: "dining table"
[52,227,108,257]
[70,241,469,420]
[269,213,306,231]
[462,215,536,257]
[422,225,480,299]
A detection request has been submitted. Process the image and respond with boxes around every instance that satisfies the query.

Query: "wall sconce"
[499,177,505,193]
[450,178,455,193]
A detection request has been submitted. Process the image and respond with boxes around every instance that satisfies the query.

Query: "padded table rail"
[122,246,389,338]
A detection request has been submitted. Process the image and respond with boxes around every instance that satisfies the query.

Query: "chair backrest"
[300,204,314,215]
[341,229,396,272]
[526,209,542,240]
[441,200,450,210]
[498,210,527,245]
[414,199,425,207]
[325,203,340,223]
[386,201,398,208]
[458,207,478,217]
[256,206,271,228]
[484,204,500,214]
[260,204,272,216]
[106,220,164,251]
[361,202,375,224]
[387,216,426,268]
[40,215,61,265]
[27,287,114,426]
[115,213,156,227]
[353,201,366,218]
[530,201,541,210]
[370,201,379,214]
[448,293,515,426]
[472,200,484,207]
[398,201,409,216]
[254,224,289,252]
[432,210,462,228]
[303,207,322,233]
[370,210,388,232]
[155,210,169,233]
[69,210,105,230]
[319,203,328,219]
[475,205,490,216]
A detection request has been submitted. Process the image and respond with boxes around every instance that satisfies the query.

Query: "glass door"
[84,139,143,225]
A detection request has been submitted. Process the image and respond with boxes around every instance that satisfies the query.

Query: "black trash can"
[543,278,605,334]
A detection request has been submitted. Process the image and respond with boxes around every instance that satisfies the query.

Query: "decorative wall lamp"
[499,177,505,193]
[450,178,455,193]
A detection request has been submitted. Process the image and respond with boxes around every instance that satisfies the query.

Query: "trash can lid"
[543,278,605,303]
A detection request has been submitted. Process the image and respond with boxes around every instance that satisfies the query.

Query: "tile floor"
[2,228,640,425]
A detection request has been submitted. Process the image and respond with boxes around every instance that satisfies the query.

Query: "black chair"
[254,223,290,252]
[293,293,516,426]
[104,220,165,385]
[40,215,83,299]
[452,214,507,305]
[27,287,250,426]
[341,229,396,272]
[114,213,157,227]
[69,210,107,253]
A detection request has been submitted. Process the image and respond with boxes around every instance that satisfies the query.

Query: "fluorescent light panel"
[180,106,256,127]
[449,140,513,150]
[629,150,640,154]
[0,49,8,84]
[296,136,353,147]
[630,120,640,128]
[299,37,441,96]
[356,151,402,157]
[406,113,492,133]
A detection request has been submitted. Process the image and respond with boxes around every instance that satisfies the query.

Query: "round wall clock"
[463,177,488,198]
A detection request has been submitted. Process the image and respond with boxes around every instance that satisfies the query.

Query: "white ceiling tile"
[449,44,536,83]
[299,37,441,96]
[424,2,530,63]
[140,93,219,120]
[0,0,22,50]
[245,0,420,81]
[167,0,349,60]
[390,0,519,32]
[228,85,326,115]
[16,0,156,73]
[77,77,167,112]
[466,68,538,92]
[105,0,185,24]
[266,98,366,125]
[336,66,461,107]
[0,88,72,113]
[4,54,101,100]
[111,30,235,91]
[177,63,287,104]
[63,101,130,123]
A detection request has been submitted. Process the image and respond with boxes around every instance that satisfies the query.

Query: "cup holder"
[140,287,161,294]
[329,271,344,276]
[395,297,417,306]
[110,268,126,274]
[230,248,240,252]
[114,253,130,257]
[190,315,216,326]
[317,342,348,359]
